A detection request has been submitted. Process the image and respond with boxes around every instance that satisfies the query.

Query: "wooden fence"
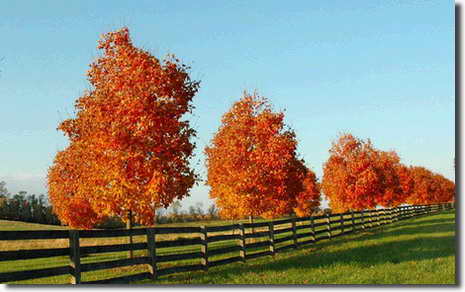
[0,203,454,284]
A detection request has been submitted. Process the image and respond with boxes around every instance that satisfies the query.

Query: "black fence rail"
[0,202,454,284]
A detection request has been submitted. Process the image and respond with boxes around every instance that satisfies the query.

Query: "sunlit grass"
[0,211,455,285]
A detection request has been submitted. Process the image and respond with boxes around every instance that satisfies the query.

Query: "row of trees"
[46,27,454,230]
[0,182,60,225]
[0,181,219,227]
[205,94,455,219]
[321,134,455,213]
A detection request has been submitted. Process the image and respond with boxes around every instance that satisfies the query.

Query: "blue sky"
[0,0,454,210]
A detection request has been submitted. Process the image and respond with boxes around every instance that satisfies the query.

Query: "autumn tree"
[205,92,320,222]
[371,150,410,207]
[436,175,455,203]
[293,169,321,217]
[322,133,411,212]
[48,27,200,230]
[406,167,455,205]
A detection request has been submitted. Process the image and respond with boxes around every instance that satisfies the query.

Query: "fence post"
[68,230,81,285]
[268,222,275,256]
[146,228,157,280]
[351,211,355,232]
[239,223,246,262]
[361,210,365,229]
[310,217,316,242]
[340,214,344,234]
[326,214,332,240]
[292,218,298,248]
[200,226,208,271]
[368,210,373,228]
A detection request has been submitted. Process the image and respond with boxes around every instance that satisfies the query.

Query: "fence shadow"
[155,212,455,284]
[182,237,454,284]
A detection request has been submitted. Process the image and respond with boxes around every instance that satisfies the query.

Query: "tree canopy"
[47,27,200,228]
[205,92,320,219]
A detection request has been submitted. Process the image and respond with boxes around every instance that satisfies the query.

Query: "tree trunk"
[127,210,134,259]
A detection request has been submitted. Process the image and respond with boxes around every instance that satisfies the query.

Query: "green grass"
[0,211,455,285]
[136,210,456,285]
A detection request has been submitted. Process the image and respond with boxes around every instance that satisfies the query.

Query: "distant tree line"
[0,181,60,225]
[0,181,221,228]
[97,201,221,229]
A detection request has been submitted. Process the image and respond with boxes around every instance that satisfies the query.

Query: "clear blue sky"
[0,0,454,210]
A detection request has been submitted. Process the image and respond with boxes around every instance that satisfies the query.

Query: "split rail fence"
[0,203,455,284]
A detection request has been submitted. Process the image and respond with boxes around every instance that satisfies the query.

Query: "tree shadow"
[153,212,455,284]
[181,235,454,284]
[348,222,455,245]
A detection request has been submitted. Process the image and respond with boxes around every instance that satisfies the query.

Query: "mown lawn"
[135,210,456,285]
[0,210,455,285]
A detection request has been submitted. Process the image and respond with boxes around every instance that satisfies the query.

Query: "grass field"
[0,210,456,285]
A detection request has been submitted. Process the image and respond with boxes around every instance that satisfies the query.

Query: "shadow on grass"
[148,212,455,284]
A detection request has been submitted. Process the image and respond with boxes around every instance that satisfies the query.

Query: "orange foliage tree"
[406,167,455,205]
[48,27,200,229]
[205,92,320,220]
[372,150,410,207]
[436,175,455,203]
[321,133,410,213]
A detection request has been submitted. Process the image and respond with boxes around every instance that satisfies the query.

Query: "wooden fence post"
[239,223,246,262]
[68,230,81,284]
[351,211,355,232]
[200,226,208,271]
[292,218,298,248]
[361,210,365,229]
[268,222,275,256]
[340,214,344,234]
[366,210,370,227]
[326,214,332,240]
[146,228,157,280]
[310,217,316,242]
